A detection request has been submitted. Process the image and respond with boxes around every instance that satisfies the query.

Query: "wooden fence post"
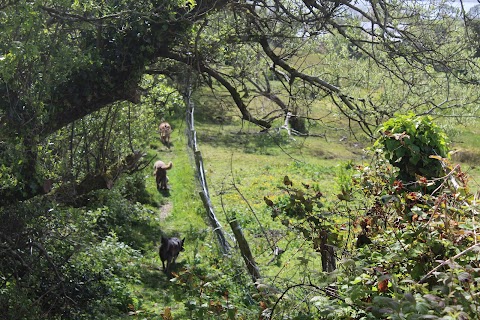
[229,219,261,282]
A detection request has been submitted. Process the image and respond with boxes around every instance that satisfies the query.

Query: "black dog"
[159,236,185,275]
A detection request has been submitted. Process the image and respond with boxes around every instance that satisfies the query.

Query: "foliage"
[172,249,260,319]
[342,154,480,320]
[262,115,480,319]
[374,112,450,184]
[0,72,176,319]
[0,199,143,319]
[141,74,185,121]
[69,234,142,318]
[185,0,480,140]
[3,0,480,318]
[2,0,480,205]
[0,0,194,203]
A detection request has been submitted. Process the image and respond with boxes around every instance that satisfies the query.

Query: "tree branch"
[160,50,272,129]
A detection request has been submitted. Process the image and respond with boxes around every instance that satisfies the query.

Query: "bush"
[262,131,480,318]
[373,112,449,185]
[65,234,141,319]
[118,172,152,205]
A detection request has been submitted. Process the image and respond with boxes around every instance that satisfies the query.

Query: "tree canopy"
[3,0,480,132]
[2,0,480,204]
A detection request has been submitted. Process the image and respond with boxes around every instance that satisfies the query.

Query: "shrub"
[262,136,479,318]
[66,234,141,319]
[373,112,449,185]
[0,199,142,320]
[118,172,152,205]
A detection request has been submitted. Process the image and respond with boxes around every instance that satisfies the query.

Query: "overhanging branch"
[160,50,272,129]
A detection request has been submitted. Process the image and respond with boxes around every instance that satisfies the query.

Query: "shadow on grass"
[157,188,171,197]
[197,128,294,154]
[134,260,190,317]
[140,261,187,287]
[124,220,163,253]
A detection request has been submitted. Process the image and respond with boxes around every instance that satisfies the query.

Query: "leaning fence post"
[229,219,261,282]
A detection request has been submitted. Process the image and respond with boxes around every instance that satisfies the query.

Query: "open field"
[126,89,480,318]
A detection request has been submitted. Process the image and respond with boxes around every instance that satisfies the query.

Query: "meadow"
[125,89,480,318]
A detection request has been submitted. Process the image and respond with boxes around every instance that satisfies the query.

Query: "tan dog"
[158,122,172,146]
[153,160,173,190]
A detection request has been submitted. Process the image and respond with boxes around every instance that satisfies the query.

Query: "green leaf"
[373,296,400,312]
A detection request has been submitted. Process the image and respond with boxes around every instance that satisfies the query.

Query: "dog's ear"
[181,238,185,244]
[161,236,168,244]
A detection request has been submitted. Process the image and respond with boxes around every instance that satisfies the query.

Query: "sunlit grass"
[127,124,209,319]
[126,90,480,318]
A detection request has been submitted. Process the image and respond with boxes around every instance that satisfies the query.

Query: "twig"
[229,154,275,252]
[418,243,480,284]
[268,283,341,319]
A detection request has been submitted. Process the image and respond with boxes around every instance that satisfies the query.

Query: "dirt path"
[159,202,173,220]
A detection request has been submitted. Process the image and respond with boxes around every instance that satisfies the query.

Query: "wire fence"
[184,89,231,254]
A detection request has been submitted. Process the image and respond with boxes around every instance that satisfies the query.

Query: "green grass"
[121,114,351,318]
[120,95,480,319]
[192,96,480,291]
[192,115,367,296]
[445,121,480,191]
[125,124,212,319]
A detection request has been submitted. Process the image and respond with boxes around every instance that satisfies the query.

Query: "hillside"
[125,98,480,318]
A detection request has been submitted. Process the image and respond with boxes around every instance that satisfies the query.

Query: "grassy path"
[126,124,212,319]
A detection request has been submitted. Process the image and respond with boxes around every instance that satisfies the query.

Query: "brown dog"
[158,122,172,146]
[159,236,185,275]
[153,160,173,190]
